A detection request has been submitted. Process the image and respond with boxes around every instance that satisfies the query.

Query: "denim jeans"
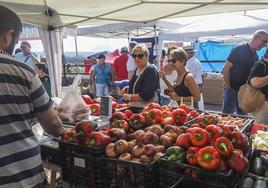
[160,96,170,105]
[96,83,109,97]
[222,87,247,115]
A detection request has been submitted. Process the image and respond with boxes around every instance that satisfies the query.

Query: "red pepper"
[179,104,190,114]
[190,123,201,128]
[128,114,145,132]
[111,111,127,122]
[82,95,93,105]
[229,132,249,154]
[205,124,223,140]
[124,109,133,119]
[197,146,220,170]
[111,120,129,132]
[176,133,191,148]
[172,108,188,126]
[75,120,95,143]
[143,102,161,111]
[160,105,173,112]
[90,103,100,116]
[86,131,112,148]
[218,158,228,172]
[214,137,233,158]
[115,103,128,109]
[227,150,249,174]
[161,111,174,125]
[186,147,201,166]
[146,108,162,125]
[190,128,210,147]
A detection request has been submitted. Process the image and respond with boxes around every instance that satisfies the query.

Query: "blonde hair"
[132,43,149,58]
[170,48,188,66]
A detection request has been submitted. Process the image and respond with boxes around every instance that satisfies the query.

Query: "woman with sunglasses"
[160,48,200,108]
[121,44,160,106]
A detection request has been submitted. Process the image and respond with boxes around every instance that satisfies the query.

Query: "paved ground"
[204,103,222,112]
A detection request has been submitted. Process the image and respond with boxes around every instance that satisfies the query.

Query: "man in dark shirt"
[222,30,268,115]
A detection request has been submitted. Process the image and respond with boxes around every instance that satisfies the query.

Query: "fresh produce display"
[163,123,250,174]
[195,113,253,131]
[252,130,268,151]
[62,119,112,148]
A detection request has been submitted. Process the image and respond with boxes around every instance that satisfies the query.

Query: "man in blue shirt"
[15,41,40,69]
[222,30,268,115]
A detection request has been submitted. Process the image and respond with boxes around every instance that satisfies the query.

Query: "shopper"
[161,48,200,108]
[35,63,52,98]
[121,44,160,107]
[0,5,64,187]
[89,57,98,97]
[93,54,113,97]
[250,49,268,124]
[184,44,204,109]
[112,47,129,81]
[15,41,40,70]
[127,41,138,80]
[222,30,268,115]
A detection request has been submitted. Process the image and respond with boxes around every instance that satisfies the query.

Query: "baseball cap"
[121,47,129,53]
[97,54,106,59]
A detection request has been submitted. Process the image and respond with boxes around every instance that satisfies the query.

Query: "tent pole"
[48,30,59,97]
[153,24,159,68]
[74,36,80,74]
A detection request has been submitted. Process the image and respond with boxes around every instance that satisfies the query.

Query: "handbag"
[238,62,265,113]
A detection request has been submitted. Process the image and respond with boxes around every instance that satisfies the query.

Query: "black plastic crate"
[159,156,239,188]
[58,141,105,188]
[41,140,62,166]
[102,158,159,188]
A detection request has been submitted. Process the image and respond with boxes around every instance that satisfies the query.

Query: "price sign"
[100,96,112,118]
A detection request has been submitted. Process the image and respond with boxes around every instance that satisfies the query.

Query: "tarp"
[159,12,268,42]
[2,1,268,28]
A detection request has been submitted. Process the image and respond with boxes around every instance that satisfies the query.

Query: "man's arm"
[30,53,40,65]
[222,60,233,88]
[36,108,64,137]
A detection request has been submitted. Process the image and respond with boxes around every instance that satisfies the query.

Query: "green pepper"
[165,146,186,162]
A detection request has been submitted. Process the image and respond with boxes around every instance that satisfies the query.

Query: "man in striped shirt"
[0,6,64,188]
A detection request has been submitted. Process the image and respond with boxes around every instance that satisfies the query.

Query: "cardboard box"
[203,85,224,105]
[203,78,224,88]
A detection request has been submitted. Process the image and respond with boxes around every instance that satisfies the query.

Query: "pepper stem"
[219,142,228,152]
[203,153,212,161]
[186,153,194,159]
[90,138,96,146]
[231,138,236,143]
[195,134,203,141]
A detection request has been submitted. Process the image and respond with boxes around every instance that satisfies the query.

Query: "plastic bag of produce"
[57,76,90,123]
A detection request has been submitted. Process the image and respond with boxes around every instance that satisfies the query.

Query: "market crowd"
[1,4,268,188]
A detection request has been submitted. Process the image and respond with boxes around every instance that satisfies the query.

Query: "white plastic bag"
[57,76,90,122]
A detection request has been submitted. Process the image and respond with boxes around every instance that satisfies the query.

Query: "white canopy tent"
[1,0,268,97]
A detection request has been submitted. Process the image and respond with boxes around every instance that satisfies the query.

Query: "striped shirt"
[0,53,53,188]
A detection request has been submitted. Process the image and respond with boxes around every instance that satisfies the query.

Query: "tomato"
[124,109,133,119]
[82,95,93,105]
[116,103,128,109]
[179,104,190,114]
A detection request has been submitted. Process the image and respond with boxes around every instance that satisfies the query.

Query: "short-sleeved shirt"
[15,52,40,70]
[129,64,160,101]
[95,63,111,84]
[186,57,203,85]
[112,54,128,81]
[251,59,268,99]
[0,53,53,187]
[126,55,136,72]
[228,43,258,90]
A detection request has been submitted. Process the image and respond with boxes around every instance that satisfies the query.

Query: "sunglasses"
[131,53,144,59]
[168,59,177,64]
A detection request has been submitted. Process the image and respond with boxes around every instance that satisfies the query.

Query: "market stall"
[38,86,268,187]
